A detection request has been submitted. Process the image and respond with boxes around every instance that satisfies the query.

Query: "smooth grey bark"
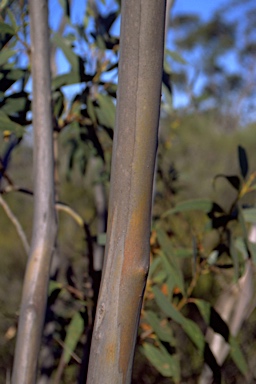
[86,1,166,383]
[11,1,57,383]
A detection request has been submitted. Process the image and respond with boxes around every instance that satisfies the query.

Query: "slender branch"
[0,195,29,256]
[11,0,57,383]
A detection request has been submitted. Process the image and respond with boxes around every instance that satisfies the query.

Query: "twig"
[0,195,29,256]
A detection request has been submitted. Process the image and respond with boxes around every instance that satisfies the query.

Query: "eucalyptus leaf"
[193,299,211,324]
[0,110,24,135]
[166,48,187,65]
[142,343,180,381]
[238,146,248,179]
[52,33,79,72]
[144,310,175,344]
[6,9,18,32]
[63,312,84,364]
[0,22,15,35]
[242,208,256,223]
[163,199,213,217]
[0,49,16,66]
[229,336,248,376]
[152,286,204,352]
[95,94,116,129]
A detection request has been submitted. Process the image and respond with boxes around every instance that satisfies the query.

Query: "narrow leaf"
[142,343,180,380]
[156,229,185,294]
[95,94,116,129]
[153,286,204,352]
[0,22,15,35]
[166,48,186,65]
[87,97,97,124]
[0,49,16,66]
[230,234,239,281]
[229,336,248,376]
[6,9,18,32]
[52,33,78,72]
[0,110,24,135]
[63,312,84,364]
[242,208,256,223]
[238,146,248,179]
[163,199,213,217]
[193,299,211,324]
[144,310,175,344]
[161,252,185,294]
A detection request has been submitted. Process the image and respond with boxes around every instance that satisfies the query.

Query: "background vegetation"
[1,0,256,382]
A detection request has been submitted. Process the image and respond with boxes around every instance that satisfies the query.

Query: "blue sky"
[49,0,233,77]
[48,0,251,111]
[49,0,232,33]
[172,0,230,20]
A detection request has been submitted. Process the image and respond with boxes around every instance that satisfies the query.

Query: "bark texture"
[86,1,166,383]
[11,1,57,383]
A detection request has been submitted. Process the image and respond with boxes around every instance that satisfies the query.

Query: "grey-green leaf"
[0,22,16,35]
[63,312,84,365]
[142,343,180,381]
[152,286,204,352]
[229,336,248,376]
[163,199,213,217]
[144,310,175,344]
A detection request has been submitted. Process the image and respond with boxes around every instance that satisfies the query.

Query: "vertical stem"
[11,1,57,383]
[86,1,166,383]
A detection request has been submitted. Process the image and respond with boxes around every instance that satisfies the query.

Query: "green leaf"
[149,257,162,279]
[52,72,80,89]
[156,230,185,293]
[0,110,24,135]
[87,97,97,124]
[162,83,173,115]
[242,208,256,223]
[142,343,180,381]
[193,299,211,324]
[152,269,168,284]
[144,310,176,344]
[0,22,16,35]
[95,94,116,129]
[152,286,204,352]
[1,96,27,115]
[63,312,84,364]
[249,242,256,264]
[162,252,185,294]
[235,237,249,259]
[174,248,193,258]
[238,146,248,179]
[229,336,248,376]
[166,48,186,65]
[0,49,16,66]
[6,9,18,32]
[163,199,213,217]
[230,234,239,281]
[48,280,63,296]
[52,33,79,72]
[97,232,106,246]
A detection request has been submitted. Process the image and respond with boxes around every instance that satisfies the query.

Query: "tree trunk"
[86,1,166,383]
[11,1,57,383]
